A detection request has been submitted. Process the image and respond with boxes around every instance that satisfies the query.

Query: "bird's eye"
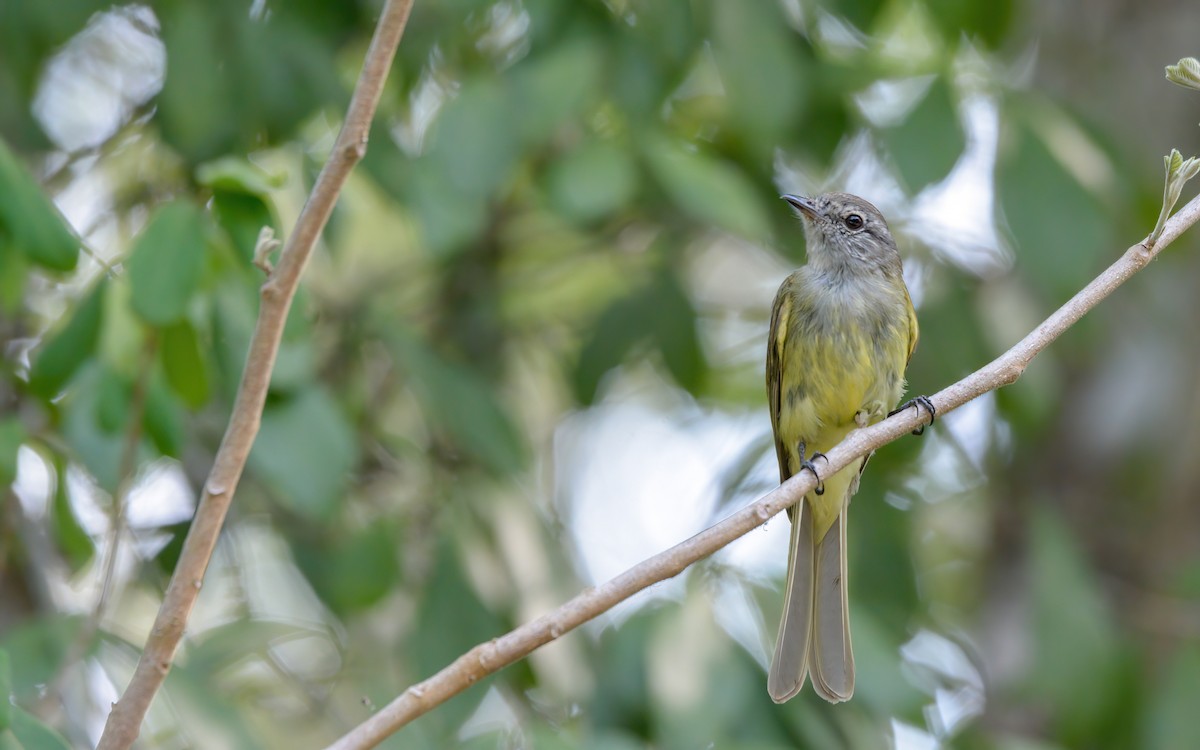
[844,214,864,230]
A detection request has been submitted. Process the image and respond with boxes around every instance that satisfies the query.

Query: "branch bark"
[325,193,1200,750]
[94,2,415,747]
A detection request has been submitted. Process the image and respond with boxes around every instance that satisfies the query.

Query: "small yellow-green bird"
[766,192,931,703]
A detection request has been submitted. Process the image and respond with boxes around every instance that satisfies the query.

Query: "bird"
[765,192,932,703]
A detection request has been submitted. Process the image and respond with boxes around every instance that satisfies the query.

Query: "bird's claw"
[799,451,827,496]
[889,395,936,436]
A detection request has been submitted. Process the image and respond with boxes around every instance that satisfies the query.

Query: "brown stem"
[94,2,416,747]
[324,194,1200,750]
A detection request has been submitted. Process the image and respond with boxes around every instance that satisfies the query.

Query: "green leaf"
[1030,507,1122,737]
[0,616,82,704]
[154,661,259,748]
[644,135,771,240]
[197,156,281,265]
[0,237,28,316]
[572,270,703,403]
[27,280,106,399]
[997,110,1110,301]
[405,166,490,257]
[195,156,285,195]
[572,289,649,405]
[1144,646,1200,750]
[1152,148,1200,242]
[427,79,519,201]
[294,525,401,616]
[186,620,304,676]
[389,330,527,475]
[5,708,71,750]
[211,190,275,266]
[590,611,654,731]
[650,272,702,394]
[0,419,23,487]
[610,0,697,120]
[831,0,889,30]
[711,0,808,146]
[125,201,207,326]
[511,37,603,145]
[412,540,504,726]
[63,366,124,491]
[144,376,185,458]
[881,76,965,192]
[791,84,853,168]
[0,650,11,730]
[155,4,235,163]
[323,526,400,612]
[924,0,1014,48]
[0,138,78,272]
[210,284,254,398]
[155,4,341,163]
[51,457,93,572]
[95,365,130,435]
[546,140,638,224]
[249,387,358,519]
[96,276,146,381]
[161,320,211,409]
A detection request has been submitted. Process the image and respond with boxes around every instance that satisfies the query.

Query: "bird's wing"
[767,284,793,483]
[904,287,920,367]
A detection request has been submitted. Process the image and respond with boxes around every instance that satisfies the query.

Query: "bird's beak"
[781,194,819,219]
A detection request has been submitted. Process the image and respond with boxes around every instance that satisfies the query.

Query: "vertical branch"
[38,336,157,723]
[95,2,416,747]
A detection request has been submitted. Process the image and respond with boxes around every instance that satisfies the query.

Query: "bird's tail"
[767,497,854,703]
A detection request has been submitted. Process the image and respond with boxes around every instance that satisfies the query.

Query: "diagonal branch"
[94,1,416,747]
[325,193,1200,750]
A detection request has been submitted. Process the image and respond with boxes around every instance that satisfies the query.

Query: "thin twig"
[325,194,1200,750]
[37,336,157,722]
[94,2,416,747]
[94,336,157,629]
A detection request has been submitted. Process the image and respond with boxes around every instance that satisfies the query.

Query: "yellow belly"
[772,276,911,541]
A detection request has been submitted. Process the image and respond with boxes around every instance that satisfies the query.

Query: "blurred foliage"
[2,0,1200,748]
[0,648,72,750]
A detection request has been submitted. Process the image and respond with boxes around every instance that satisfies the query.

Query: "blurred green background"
[3,0,1200,748]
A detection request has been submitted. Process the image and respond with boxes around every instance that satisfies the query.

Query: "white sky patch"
[392,48,457,156]
[124,458,195,529]
[905,393,996,503]
[831,132,909,221]
[714,445,789,582]
[234,522,333,631]
[13,446,53,519]
[554,374,779,626]
[459,686,522,743]
[33,5,165,152]
[813,10,868,59]
[900,629,986,740]
[892,719,941,750]
[475,1,532,68]
[779,47,1010,283]
[911,95,1011,277]
[711,576,774,669]
[856,75,938,128]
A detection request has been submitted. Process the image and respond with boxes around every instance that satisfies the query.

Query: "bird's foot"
[797,448,827,496]
[889,395,936,436]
